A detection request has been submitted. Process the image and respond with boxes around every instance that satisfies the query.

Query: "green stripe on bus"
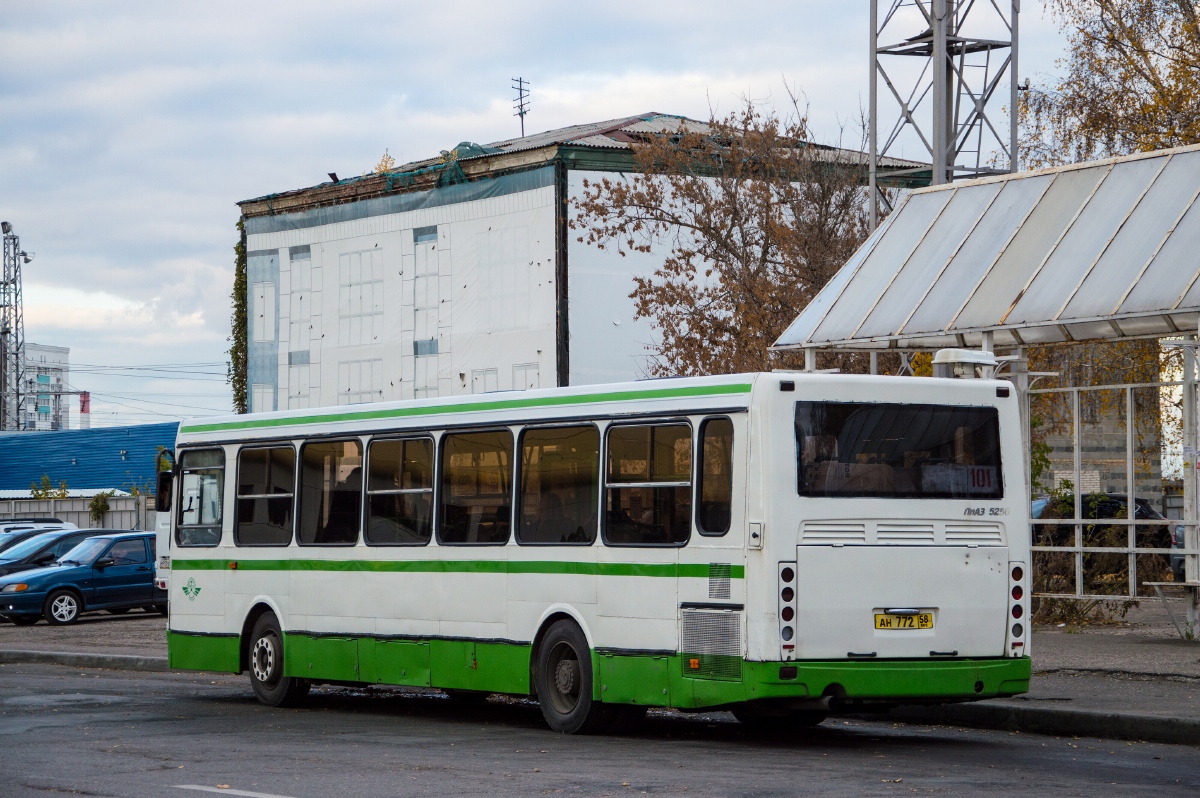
[178,382,753,434]
[171,559,744,579]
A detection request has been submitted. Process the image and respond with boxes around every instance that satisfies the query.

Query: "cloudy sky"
[0,1,1065,426]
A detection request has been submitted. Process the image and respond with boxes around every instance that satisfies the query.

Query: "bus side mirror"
[155,471,173,513]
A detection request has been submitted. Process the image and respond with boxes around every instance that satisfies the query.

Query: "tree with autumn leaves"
[574,2,1199,379]
[571,103,873,377]
[1021,0,1200,170]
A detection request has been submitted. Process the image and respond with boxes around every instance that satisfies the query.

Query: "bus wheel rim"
[547,641,580,714]
[252,635,278,685]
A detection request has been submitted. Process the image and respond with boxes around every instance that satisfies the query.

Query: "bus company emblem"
[182,578,201,601]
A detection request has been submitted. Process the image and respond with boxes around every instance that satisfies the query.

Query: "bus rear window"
[795,402,1002,499]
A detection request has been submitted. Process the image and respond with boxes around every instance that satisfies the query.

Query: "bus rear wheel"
[535,620,613,734]
[248,612,309,708]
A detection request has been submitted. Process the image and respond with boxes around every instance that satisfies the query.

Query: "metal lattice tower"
[1,221,27,431]
[869,0,1019,228]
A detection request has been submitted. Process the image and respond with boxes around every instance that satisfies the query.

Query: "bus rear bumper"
[736,656,1032,708]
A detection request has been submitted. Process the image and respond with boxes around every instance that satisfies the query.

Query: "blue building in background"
[0,422,179,493]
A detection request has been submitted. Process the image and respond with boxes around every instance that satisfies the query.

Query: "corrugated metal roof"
[773,144,1200,351]
[0,423,179,491]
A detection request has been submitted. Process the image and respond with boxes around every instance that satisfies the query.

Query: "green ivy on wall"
[227,219,248,413]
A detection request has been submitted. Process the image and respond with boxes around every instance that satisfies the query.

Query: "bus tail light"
[1006,561,1027,657]
[778,562,798,660]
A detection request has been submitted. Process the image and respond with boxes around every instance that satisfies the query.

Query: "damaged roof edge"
[238,112,930,218]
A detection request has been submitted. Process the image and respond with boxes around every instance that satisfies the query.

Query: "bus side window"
[603,423,692,547]
[697,418,734,535]
[298,440,363,546]
[235,446,296,546]
[176,448,225,547]
[439,430,514,545]
[517,425,599,545]
[365,437,434,545]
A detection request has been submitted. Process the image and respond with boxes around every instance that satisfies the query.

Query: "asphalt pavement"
[1,662,1197,798]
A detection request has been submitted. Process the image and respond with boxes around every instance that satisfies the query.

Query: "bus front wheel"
[248,612,309,708]
[534,620,613,734]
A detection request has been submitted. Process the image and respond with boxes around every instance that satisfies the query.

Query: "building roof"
[772,144,1200,352]
[239,112,928,219]
[0,422,179,492]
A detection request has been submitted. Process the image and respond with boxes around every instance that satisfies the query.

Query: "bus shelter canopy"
[773,144,1200,351]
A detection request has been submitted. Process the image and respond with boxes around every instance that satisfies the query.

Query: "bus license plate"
[874,612,934,630]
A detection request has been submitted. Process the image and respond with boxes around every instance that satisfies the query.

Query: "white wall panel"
[567,171,661,384]
[256,185,556,408]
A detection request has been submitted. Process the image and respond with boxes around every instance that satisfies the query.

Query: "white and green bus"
[158,372,1031,733]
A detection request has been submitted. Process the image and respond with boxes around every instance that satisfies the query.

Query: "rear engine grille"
[801,522,867,544]
[945,523,1005,545]
[681,608,742,681]
[877,523,935,544]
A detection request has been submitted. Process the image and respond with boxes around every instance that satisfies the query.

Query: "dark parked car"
[0,529,97,577]
[0,532,167,625]
[1032,493,1174,547]
[0,528,65,555]
[1171,524,1189,583]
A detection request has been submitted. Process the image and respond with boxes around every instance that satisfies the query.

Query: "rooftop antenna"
[1,221,28,430]
[512,77,529,137]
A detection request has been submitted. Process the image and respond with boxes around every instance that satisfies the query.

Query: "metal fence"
[1027,375,1198,607]
[0,496,155,531]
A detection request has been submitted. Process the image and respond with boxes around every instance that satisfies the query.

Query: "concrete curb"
[887,703,1200,747]
[0,649,168,672]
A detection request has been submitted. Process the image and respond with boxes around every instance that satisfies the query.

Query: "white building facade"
[240,115,915,412]
[21,342,69,430]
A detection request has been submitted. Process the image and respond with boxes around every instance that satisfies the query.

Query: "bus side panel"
[168,631,240,673]
[285,634,359,681]
[429,639,531,694]
[597,653,670,706]
[372,640,431,686]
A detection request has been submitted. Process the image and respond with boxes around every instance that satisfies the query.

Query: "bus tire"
[248,612,309,708]
[534,620,612,734]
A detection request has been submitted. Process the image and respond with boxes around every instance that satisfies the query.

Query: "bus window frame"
[436,426,516,547]
[515,422,601,547]
[296,437,365,548]
[234,442,298,548]
[695,416,735,537]
[601,418,694,549]
[363,434,436,547]
[174,446,226,548]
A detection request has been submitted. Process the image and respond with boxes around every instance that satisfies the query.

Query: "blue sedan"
[0,532,167,626]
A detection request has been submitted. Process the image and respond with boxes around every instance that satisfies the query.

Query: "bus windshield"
[795,401,1002,499]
